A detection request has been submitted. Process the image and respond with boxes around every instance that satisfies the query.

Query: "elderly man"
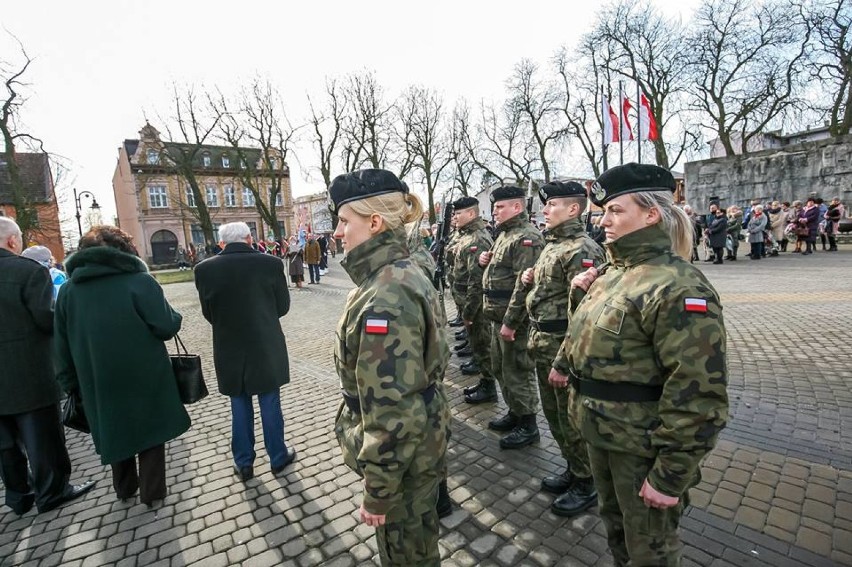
[0,218,94,515]
[194,222,296,481]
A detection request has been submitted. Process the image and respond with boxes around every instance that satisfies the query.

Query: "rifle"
[432,191,454,293]
[526,178,535,221]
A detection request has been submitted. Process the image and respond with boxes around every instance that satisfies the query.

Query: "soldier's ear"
[369,213,384,234]
[645,206,662,226]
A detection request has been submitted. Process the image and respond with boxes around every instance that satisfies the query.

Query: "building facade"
[112,124,294,265]
[293,192,333,237]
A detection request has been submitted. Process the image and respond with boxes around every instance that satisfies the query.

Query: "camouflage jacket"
[525,218,604,361]
[482,212,544,327]
[452,217,493,321]
[445,230,459,285]
[566,223,728,497]
[335,228,450,515]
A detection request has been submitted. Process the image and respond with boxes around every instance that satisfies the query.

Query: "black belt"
[454,283,469,292]
[342,383,437,414]
[484,289,512,299]
[570,375,663,403]
[530,318,569,333]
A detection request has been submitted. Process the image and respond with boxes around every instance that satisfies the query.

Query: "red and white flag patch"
[470,246,478,252]
[522,239,533,246]
[581,258,594,268]
[684,298,708,313]
[365,318,389,334]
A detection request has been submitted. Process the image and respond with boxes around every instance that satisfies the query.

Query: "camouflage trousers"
[533,356,591,478]
[587,445,688,567]
[465,306,493,379]
[490,322,538,415]
[375,471,442,567]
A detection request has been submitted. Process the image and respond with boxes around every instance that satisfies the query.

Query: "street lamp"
[73,187,101,237]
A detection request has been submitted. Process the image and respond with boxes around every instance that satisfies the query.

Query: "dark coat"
[706,215,729,248]
[54,246,189,464]
[800,205,820,238]
[0,249,60,415]
[193,243,291,396]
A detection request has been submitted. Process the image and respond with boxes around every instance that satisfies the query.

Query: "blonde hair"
[346,192,424,232]
[630,191,692,261]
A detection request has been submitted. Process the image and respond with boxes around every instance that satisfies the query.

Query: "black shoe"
[550,477,598,517]
[463,379,482,395]
[488,411,519,431]
[713,260,723,264]
[454,340,469,352]
[11,493,35,516]
[499,415,540,449]
[39,480,96,513]
[235,466,255,482]
[448,317,464,327]
[461,361,480,375]
[454,329,468,341]
[436,480,452,518]
[271,447,297,476]
[465,380,497,404]
[703,257,715,262]
[541,470,573,494]
[456,346,473,357]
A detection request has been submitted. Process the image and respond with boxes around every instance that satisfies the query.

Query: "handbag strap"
[173,334,189,356]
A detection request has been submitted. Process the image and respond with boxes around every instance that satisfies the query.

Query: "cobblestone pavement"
[2,246,852,567]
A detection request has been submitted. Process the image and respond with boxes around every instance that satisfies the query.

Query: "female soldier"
[567,163,728,566]
[330,169,450,566]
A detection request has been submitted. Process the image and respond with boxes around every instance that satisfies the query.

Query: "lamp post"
[73,187,101,237]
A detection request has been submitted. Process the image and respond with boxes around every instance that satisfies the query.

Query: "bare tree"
[590,0,695,168]
[340,70,393,171]
[307,78,345,188]
[689,0,810,155]
[447,100,477,196]
[219,78,297,241]
[802,0,852,136]
[471,98,538,187]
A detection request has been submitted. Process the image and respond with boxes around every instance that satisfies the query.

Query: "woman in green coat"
[55,226,190,507]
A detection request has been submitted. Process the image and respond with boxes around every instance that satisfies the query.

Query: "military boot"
[487,410,518,431]
[449,316,464,327]
[550,476,598,517]
[466,379,497,404]
[454,329,468,341]
[456,345,473,357]
[463,379,483,395]
[436,479,453,518]
[453,340,469,352]
[541,468,574,494]
[460,360,480,375]
[499,414,540,449]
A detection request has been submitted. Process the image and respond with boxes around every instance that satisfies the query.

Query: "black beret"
[327,169,407,214]
[489,185,525,204]
[590,163,676,206]
[538,181,586,204]
[452,196,479,211]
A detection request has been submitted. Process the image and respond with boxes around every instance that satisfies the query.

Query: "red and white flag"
[365,318,389,335]
[638,91,658,141]
[620,93,635,141]
[602,97,620,145]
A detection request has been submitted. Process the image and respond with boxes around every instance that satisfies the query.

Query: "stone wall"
[684,134,852,213]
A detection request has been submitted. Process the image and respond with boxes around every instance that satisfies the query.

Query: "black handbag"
[61,391,90,433]
[170,334,208,405]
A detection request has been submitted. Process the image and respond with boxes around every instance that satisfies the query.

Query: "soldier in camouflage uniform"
[561,163,728,566]
[479,185,544,449]
[521,181,604,516]
[330,169,451,566]
[445,223,466,330]
[448,196,496,400]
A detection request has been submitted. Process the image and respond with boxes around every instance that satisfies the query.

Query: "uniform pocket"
[334,408,364,475]
[594,303,625,334]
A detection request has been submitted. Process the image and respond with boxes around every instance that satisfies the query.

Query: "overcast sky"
[3,0,699,222]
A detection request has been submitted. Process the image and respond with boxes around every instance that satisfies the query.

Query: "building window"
[206,185,218,207]
[146,149,159,165]
[191,223,220,245]
[242,188,256,207]
[224,186,236,207]
[185,187,196,208]
[148,186,168,208]
[277,221,286,238]
[202,154,211,167]
[246,221,258,240]
[240,158,247,169]
[222,155,230,168]
[268,187,283,207]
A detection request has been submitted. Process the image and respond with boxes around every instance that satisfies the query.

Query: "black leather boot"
[436,479,452,518]
[550,476,598,517]
[499,414,540,449]
[541,469,574,494]
[463,379,482,395]
[466,379,497,404]
[461,361,480,375]
[449,316,464,327]
[454,329,468,341]
[456,345,473,357]
[487,410,518,431]
[454,340,469,352]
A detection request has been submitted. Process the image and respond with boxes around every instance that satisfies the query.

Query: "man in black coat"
[0,217,94,515]
[194,222,295,482]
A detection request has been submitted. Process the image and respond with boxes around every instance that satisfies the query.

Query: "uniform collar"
[459,217,487,234]
[544,217,584,241]
[494,212,529,235]
[605,223,672,268]
[341,228,409,286]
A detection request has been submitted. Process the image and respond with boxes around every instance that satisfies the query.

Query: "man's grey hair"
[219,222,251,244]
[0,217,22,241]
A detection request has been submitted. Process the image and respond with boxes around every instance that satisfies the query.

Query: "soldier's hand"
[571,267,599,292]
[499,324,516,342]
[360,503,387,527]
[639,479,679,509]
[521,267,535,286]
[548,368,568,388]
[479,251,493,267]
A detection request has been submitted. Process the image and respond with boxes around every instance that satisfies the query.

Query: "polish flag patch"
[522,239,533,246]
[470,246,478,252]
[581,258,594,268]
[365,318,389,334]
[684,298,708,313]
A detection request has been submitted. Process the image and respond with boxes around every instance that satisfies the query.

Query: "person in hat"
[330,169,450,566]
[479,185,545,449]
[564,163,728,566]
[21,245,67,301]
[448,196,496,402]
[520,181,604,517]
